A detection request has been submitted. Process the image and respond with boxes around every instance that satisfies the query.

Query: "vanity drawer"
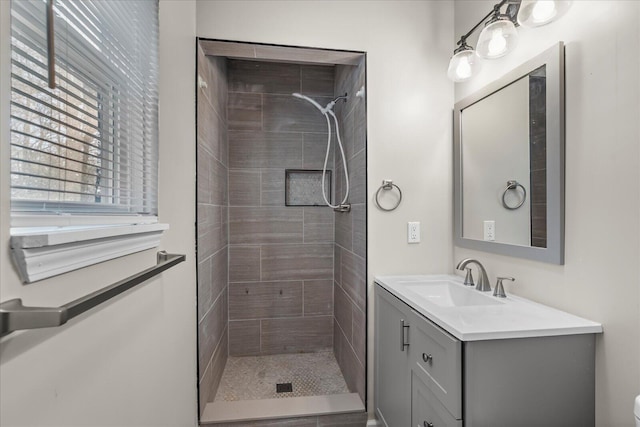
[412,370,462,427]
[410,310,462,419]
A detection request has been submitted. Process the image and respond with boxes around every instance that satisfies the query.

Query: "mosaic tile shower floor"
[214,351,350,401]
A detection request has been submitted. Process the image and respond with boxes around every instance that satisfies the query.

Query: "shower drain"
[276,382,293,393]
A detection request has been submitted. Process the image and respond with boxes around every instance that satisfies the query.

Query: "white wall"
[194,0,455,418]
[454,1,640,425]
[0,1,198,426]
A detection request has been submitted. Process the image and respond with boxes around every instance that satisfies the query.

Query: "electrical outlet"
[408,221,420,243]
[483,220,495,241]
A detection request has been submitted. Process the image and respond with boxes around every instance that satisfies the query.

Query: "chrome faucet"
[456,258,491,292]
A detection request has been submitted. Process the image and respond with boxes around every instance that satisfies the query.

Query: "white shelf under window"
[10,223,169,284]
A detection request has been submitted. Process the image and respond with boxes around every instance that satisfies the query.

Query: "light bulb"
[532,1,557,22]
[477,19,518,59]
[518,1,572,27]
[487,28,507,56]
[447,48,480,82]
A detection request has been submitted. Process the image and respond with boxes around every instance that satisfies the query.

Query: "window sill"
[10,223,169,283]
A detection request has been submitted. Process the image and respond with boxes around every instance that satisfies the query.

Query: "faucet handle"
[463,267,475,286]
[493,277,515,298]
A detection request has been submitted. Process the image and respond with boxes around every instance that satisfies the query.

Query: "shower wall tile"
[303,280,333,316]
[303,132,334,169]
[261,169,286,206]
[333,321,365,403]
[335,208,352,250]
[229,60,301,95]
[229,207,303,244]
[197,144,212,204]
[304,206,334,224]
[210,158,228,206]
[353,100,366,157]
[334,283,353,338]
[198,207,225,263]
[263,94,332,133]
[334,245,342,286]
[340,250,366,312]
[198,98,222,158]
[228,131,302,169]
[352,305,366,365]
[228,92,262,130]
[199,329,228,410]
[348,150,366,204]
[229,245,260,282]
[229,320,261,356]
[229,281,303,320]
[228,170,261,206]
[211,247,228,304]
[304,222,334,243]
[198,258,212,322]
[198,289,227,373]
[301,65,336,96]
[261,316,333,354]
[261,243,333,281]
[352,204,366,259]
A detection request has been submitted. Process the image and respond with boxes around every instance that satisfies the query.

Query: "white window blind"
[10,0,159,217]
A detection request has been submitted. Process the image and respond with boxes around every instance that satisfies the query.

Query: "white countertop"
[375,274,603,341]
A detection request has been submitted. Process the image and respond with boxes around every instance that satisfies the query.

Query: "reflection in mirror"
[461,65,546,248]
[453,42,564,264]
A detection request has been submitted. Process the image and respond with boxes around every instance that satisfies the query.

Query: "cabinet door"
[375,285,412,427]
[412,371,462,427]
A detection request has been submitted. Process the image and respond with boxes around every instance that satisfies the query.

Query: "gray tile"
[334,245,342,287]
[197,144,212,204]
[229,245,260,282]
[303,132,334,170]
[198,289,227,371]
[335,209,352,250]
[263,94,331,133]
[334,322,365,402]
[229,320,261,356]
[229,207,303,244]
[334,283,353,340]
[352,305,366,366]
[197,206,224,263]
[210,158,228,206]
[335,156,345,204]
[221,207,229,247]
[211,246,228,302]
[229,281,303,320]
[352,203,366,258]
[261,244,333,281]
[341,106,356,162]
[352,99,366,157]
[317,412,368,427]
[301,65,335,96]
[261,316,333,354]
[304,206,334,224]
[228,92,262,130]
[304,280,333,316]
[228,59,301,95]
[261,169,286,206]
[229,170,260,206]
[199,328,228,408]
[341,250,366,311]
[198,93,222,157]
[198,257,212,322]
[228,131,302,169]
[347,150,366,204]
[304,222,334,243]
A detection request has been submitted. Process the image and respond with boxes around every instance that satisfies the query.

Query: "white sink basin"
[399,280,502,307]
[375,274,603,341]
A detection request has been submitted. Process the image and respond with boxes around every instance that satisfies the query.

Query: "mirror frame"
[453,42,565,264]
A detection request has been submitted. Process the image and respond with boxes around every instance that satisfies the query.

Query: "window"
[9,0,165,283]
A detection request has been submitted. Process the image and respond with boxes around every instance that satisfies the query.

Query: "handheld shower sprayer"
[291,92,350,210]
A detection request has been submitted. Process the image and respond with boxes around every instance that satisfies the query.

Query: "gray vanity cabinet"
[375,283,597,427]
[375,285,412,427]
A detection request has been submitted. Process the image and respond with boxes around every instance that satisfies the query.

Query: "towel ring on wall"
[502,180,527,210]
[375,180,402,212]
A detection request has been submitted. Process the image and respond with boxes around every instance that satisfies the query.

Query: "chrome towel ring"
[375,180,402,212]
[502,180,527,210]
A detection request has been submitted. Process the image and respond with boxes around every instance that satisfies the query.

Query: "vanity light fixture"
[448,0,571,82]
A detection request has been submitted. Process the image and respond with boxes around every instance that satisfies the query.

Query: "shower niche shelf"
[285,169,332,206]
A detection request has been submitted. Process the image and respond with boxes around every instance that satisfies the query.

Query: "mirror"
[454,42,565,264]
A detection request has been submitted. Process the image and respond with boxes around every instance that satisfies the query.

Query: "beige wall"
[195,0,455,418]
[454,1,640,425]
[0,1,198,425]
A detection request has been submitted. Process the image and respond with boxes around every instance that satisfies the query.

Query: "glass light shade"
[447,49,480,82]
[476,19,519,59]
[518,1,572,27]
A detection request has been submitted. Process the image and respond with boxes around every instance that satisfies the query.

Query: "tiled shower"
[196,40,366,424]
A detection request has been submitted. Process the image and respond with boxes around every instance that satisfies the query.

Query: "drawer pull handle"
[400,319,410,351]
[424,421,434,427]
[422,352,433,363]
